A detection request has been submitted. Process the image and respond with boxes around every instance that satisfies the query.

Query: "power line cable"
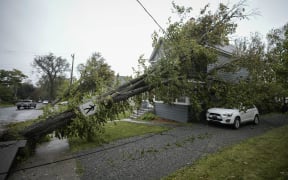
[0,49,72,57]
[136,0,166,34]
[7,132,161,174]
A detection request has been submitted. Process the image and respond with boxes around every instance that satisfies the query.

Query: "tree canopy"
[137,0,257,117]
[0,69,27,102]
[267,24,288,91]
[32,53,70,100]
[77,52,115,94]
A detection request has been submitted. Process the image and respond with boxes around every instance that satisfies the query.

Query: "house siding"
[216,68,249,83]
[154,102,192,123]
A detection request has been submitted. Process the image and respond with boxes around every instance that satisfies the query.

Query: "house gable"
[149,42,248,83]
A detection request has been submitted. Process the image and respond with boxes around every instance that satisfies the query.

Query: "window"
[175,96,190,105]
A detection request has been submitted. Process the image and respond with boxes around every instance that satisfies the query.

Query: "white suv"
[206,106,259,129]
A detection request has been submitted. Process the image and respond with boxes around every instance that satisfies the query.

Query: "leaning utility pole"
[70,54,75,90]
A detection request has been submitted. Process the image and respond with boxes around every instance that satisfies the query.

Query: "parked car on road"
[59,101,68,105]
[206,105,259,129]
[16,99,37,110]
[42,100,49,104]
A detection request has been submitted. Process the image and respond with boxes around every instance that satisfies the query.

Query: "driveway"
[8,113,288,180]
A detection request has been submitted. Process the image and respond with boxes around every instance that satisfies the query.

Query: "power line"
[0,49,72,57]
[9,132,161,174]
[136,0,166,34]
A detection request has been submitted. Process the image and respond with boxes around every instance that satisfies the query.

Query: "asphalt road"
[0,103,44,133]
[7,113,288,180]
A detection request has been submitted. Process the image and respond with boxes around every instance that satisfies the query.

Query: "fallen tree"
[2,0,263,143]
[19,74,151,140]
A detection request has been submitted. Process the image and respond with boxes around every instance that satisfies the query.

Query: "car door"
[240,105,254,122]
[244,106,255,122]
[240,109,249,122]
[239,104,248,122]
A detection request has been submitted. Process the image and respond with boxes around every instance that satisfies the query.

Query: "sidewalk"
[8,138,79,180]
[0,140,26,180]
[7,118,179,180]
[121,118,182,127]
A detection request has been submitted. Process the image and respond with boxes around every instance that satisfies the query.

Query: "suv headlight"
[223,113,233,117]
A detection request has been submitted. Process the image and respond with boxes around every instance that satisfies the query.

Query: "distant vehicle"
[16,99,37,110]
[206,105,259,129]
[59,101,68,105]
[42,100,49,104]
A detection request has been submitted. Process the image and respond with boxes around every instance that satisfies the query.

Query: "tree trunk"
[18,75,152,141]
[20,109,76,139]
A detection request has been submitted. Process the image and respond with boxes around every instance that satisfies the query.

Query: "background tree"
[36,75,50,100]
[267,23,288,103]
[0,69,27,102]
[77,52,115,94]
[17,81,36,100]
[55,77,71,98]
[0,84,13,102]
[32,53,70,101]
[215,32,281,113]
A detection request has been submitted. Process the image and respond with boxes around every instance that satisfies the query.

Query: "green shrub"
[139,112,157,121]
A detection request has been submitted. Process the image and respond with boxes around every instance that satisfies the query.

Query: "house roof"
[149,39,235,62]
[116,76,129,86]
[213,44,235,56]
[149,39,164,62]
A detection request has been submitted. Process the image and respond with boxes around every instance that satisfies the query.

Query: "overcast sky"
[0,0,288,84]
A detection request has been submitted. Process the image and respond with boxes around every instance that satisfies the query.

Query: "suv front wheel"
[234,117,241,129]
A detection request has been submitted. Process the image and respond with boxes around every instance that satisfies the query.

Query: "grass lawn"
[1,118,42,140]
[69,121,170,152]
[6,119,40,131]
[2,119,52,145]
[164,125,288,180]
[0,102,14,108]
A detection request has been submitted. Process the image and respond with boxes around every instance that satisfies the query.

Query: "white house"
[149,42,248,122]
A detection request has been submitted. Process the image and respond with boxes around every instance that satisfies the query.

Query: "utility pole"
[70,54,75,91]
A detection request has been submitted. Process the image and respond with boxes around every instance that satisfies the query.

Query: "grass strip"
[69,121,170,152]
[164,125,288,180]
[0,103,14,108]
[1,119,42,140]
